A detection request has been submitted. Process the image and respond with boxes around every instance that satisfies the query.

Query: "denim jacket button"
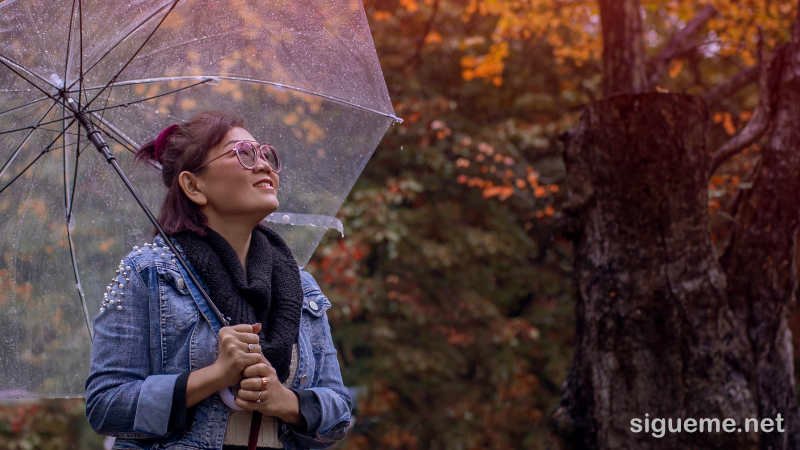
[309,300,319,311]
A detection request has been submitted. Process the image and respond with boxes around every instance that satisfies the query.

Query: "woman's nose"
[252,156,273,173]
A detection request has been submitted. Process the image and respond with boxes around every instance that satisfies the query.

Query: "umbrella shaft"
[71,102,115,163]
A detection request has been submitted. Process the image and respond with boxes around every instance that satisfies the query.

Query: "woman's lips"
[254,179,276,191]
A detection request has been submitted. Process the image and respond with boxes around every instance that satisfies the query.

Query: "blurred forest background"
[2,0,799,449]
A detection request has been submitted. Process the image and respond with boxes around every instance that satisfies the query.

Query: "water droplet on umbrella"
[49,74,64,88]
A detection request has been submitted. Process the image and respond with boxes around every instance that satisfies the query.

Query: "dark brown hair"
[136,111,244,235]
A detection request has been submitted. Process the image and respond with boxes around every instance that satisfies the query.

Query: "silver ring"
[248,343,257,353]
[257,391,263,403]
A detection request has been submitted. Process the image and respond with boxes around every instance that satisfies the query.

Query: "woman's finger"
[239,353,264,368]
[236,387,263,403]
[232,331,261,345]
[219,332,259,349]
[234,396,257,411]
[239,340,262,355]
[242,362,273,378]
[239,376,272,391]
[229,323,258,333]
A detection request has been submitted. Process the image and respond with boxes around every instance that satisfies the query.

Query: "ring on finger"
[248,343,257,353]
[261,377,268,390]
[257,390,263,403]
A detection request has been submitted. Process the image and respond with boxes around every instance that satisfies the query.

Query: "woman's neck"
[204,216,254,270]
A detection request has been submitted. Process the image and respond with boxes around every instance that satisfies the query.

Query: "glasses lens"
[233,141,280,171]
[258,144,281,172]
[234,142,257,168]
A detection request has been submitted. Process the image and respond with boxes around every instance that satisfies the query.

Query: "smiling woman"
[84,111,353,450]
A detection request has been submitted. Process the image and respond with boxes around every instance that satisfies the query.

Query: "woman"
[85,111,352,450]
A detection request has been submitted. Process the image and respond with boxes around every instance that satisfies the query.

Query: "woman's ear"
[178,171,208,206]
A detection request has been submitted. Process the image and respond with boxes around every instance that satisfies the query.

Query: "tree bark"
[599,0,647,96]
[718,36,800,449]
[555,94,758,449]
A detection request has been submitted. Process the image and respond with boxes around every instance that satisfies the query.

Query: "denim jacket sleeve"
[85,255,180,438]
[281,269,353,449]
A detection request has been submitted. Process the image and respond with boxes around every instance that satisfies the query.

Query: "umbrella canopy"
[0,0,399,397]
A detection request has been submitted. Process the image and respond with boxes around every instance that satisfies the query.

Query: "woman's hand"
[210,323,266,388]
[234,360,302,425]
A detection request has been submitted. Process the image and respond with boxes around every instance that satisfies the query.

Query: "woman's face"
[188,127,280,224]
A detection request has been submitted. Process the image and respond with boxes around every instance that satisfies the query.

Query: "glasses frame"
[196,140,281,172]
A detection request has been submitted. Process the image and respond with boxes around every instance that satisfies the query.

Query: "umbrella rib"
[36,127,81,136]
[61,101,73,215]
[0,118,75,196]
[69,0,174,91]
[83,0,182,111]
[82,78,214,115]
[0,99,60,181]
[81,75,403,122]
[65,214,93,341]
[88,112,142,153]
[78,0,85,106]
[133,31,239,62]
[69,132,81,219]
[0,96,51,119]
[0,78,211,134]
[87,113,163,172]
[0,118,67,136]
[86,119,162,181]
[94,85,115,142]
[0,55,60,95]
[88,120,140,161]
[63,0,78,93]
[58,102,92,340]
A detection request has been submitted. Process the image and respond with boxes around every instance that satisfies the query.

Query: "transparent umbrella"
[0,0,400,398]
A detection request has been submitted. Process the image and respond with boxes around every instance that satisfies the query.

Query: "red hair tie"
[152,124,179,162]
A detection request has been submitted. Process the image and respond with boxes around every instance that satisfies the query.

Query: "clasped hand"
[214,323,298,422]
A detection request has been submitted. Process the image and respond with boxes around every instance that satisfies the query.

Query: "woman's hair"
[136,111,244,235]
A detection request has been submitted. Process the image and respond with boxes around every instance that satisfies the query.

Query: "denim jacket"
[85,238,352,449]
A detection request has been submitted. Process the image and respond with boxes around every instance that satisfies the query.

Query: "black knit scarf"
[171,224,302,383]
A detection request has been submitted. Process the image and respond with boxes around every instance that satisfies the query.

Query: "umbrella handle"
[219,388,261,450]
[218,387,244,411]
[248,412,262,450]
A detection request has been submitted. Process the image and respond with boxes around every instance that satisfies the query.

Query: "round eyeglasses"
[197,141,281,172]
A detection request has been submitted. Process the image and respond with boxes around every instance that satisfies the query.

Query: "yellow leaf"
[98,238,116,252]
[180,98,197,111]
[723,113,736,135]
[400,0,418,13]
[373,10,391,21]
[282,112,299,126]
[668,60,683,79]
[424,31,443,45]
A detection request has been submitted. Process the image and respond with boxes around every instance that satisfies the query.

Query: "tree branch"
[709,42,788,174]
[703,65,759,107]
[403,0,441,71]
[646,5,718,89]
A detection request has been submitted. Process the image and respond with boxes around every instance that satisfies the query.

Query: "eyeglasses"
[197,140,281,172]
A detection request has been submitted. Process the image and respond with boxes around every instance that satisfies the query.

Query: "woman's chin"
[258,201,279,219]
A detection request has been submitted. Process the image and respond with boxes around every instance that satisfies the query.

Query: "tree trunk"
[599,0,647,96]
[719,37,800,449]
[555,94,758,449]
